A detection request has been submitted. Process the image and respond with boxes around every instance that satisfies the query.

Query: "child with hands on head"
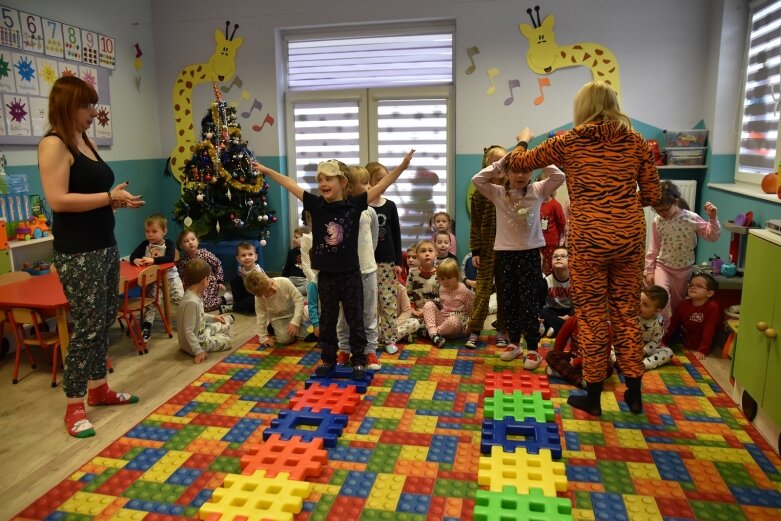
[252,149,414,380]
[176,230,226,312]
[129,214,185,342]
[177,259,234,364]
[430,211,456,256]
[472,142,565,369]
[423,259,474,347]
[244,271,307,347]
[661,273,721,361]
[646,180,721,322]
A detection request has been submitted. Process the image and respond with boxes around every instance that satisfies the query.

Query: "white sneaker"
[385,343,399,355]
[546,327,555,338]
[495,334,508,348]
[500,343,522,361]
[524,351,542,370]
[546,366,560,377]
[464,333,479,349]
[222,314,235,325]
[223,291,234,305]
[431,334,446,348]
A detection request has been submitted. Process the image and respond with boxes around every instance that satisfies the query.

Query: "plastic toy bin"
[665,129,708,148]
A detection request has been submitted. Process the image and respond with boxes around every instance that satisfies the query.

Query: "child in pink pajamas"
[645,180,720,322]
[423,258,474,347]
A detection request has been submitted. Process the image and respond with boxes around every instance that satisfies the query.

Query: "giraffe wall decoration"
[519,6,621,100]
[168,22,244,186]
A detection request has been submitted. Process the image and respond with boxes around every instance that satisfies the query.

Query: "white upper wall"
[1,0,161,166]
[149,0,736,157]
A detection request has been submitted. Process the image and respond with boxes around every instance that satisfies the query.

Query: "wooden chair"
[0,271,32,362]
[9,307,61,387]
[117,264,172,354]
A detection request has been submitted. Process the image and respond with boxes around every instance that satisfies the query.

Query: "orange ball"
[761,172,778,194]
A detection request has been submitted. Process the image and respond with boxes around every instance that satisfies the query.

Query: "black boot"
[624,376,643,414]
[567,381,603,417]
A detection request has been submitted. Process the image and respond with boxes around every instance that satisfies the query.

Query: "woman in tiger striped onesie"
[508,81,661,416]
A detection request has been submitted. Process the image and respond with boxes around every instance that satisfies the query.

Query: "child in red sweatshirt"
[661,273,720,360]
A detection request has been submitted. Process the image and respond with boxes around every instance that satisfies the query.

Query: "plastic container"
[665,129,708,148]
[711,258,725,274]
[666,147,706,165]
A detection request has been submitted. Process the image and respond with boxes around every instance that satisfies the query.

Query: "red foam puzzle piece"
[240,434,328,480]
[288,382,362,414]
[484,371,551,399]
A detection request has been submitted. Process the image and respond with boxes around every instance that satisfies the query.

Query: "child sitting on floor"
[661,273,721,361]
[229,241,266,315]
[640,285,672,370]
[244,271,307,347]
[423,259,474,347]
[396,280,422,344]
[406,239,440,328]
[177,259,234,364]
[546,315,614,388]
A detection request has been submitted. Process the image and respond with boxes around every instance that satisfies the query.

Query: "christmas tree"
[172,84,276,243]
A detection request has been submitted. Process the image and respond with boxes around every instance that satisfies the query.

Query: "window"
[283,25,453,247]
[737,0,781,183]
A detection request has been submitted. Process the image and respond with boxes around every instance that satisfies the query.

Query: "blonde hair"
[244,271,272,296]
[572,81,631,132]
[406,242,417,253]
[345,166,370,188]
[416,239,435,253]
[482,145,507,168]
[436,258,460,279]
[182,258,211,287]
[145,214,167,231]
[293,226,310,236]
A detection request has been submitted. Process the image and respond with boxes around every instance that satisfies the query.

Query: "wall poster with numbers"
[0,4,115,145]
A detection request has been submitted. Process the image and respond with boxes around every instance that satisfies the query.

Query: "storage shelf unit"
[7,235,54,271]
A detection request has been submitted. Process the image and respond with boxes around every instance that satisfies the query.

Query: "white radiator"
[644,180,697,249]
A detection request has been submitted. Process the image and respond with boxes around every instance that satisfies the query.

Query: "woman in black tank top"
[38,77,145,438]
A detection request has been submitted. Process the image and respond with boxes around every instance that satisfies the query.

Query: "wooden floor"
[0,311,258,518]
[0,311,737,518]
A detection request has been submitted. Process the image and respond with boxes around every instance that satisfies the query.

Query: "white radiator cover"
[644,180,697,249]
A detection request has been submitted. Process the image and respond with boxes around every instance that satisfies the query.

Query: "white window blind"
[738,0,781,179]
[288,94,450,247]
[287,33,453,90]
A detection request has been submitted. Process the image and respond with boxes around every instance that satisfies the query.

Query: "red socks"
[87,383,139,407]
[65,403,95,438]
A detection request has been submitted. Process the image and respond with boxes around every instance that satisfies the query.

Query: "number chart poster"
[0,5,115,145]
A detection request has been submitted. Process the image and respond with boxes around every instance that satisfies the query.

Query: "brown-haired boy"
[661,273,720,361]
[640,285,672,369]
[229,241,266,314]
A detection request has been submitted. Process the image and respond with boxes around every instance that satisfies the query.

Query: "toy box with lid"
[665,129,708,148]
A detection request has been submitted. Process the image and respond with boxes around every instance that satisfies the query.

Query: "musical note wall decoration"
[486,68,500,96]
[504,79,521,106]
[240,98,262,119]
[465,46,480,75]
[534,77,551,105]
[220,75,243,93]
[252,113,275,132]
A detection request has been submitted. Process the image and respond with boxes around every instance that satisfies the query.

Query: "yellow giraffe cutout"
[168,22,244,186]
[519,6,621,100]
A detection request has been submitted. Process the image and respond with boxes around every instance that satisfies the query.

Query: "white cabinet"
[8,235,54,271]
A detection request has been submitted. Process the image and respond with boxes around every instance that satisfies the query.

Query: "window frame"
[735,0,781,185]
[284,85,454,237]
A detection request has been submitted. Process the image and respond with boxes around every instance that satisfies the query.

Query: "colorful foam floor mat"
[14,334,781,521]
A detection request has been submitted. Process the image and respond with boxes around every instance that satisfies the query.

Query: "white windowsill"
[708,182,781,205]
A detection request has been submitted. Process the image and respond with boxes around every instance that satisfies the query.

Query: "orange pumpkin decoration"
[762,172,778,194]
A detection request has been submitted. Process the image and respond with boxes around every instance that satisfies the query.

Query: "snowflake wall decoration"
[14,56,35,82]
[40,63,57,85]
[6,97,27,122]
[82,70,96,86]
[0,56,9,79]
[97,106,110,127]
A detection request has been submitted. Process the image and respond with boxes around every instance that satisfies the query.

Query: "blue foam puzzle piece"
[480,417,562,459]
[262,407,348,447]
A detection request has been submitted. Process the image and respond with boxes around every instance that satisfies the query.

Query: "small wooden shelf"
[8,235,54,249]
